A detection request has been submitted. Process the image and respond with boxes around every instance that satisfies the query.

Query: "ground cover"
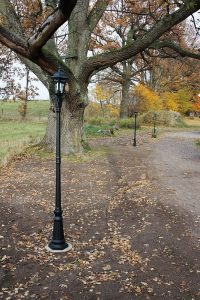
[0,113,198,167]
[0,130,199,299]
[183,116,200,127]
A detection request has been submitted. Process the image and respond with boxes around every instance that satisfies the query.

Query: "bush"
[118,117,141,129]
[87,117,119,126]
[86,117,141,130]
[87,117,107,125]
[140,111,182,126]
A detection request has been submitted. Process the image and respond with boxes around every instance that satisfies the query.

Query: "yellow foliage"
[134,84,162,112]
[106,104,119,118]
[92,84,111,102]
[85,102,119,119]
[135,85,193,113]
[85,102,101,118]
[161,92,179,111]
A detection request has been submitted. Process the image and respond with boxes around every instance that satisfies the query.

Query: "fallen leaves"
[79,270,120,285]
[0,133,200,299]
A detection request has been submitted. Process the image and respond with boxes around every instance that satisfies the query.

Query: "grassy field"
[0,101,49,165]
[183,116,200,127]
[0,120,46,166]
[0,100,49,120]
[0,100,200,166]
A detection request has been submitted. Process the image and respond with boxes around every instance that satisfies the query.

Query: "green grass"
[0,120,46,166]
[1,102,199,166]
[83,124,113,137]
[0,100,49,120]
[196,140,200,147]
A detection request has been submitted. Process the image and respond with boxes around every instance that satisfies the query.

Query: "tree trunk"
[43,82,87,155]
[21,68,29,120]
[120,79,131,118]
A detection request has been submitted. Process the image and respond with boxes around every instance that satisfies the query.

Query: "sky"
[20,72,49,100]
[30,80,49,100]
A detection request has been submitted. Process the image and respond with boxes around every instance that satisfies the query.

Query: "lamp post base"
[45,242,72,253]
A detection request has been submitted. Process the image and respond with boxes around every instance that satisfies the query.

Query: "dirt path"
[150,130,200,222]
[0,130,200,299]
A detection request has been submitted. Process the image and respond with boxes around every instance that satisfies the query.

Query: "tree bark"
[43,81,87,154]
[120,79,131,118]
[43,103,84,154]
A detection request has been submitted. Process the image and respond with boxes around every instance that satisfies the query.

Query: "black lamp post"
[46,68,72,252]
[152,112,157,138]
[133,111,138,146]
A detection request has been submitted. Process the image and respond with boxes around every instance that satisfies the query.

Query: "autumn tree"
[0,46,22,100]
[143,53,200,113]
[192,94,200,112]
[0,45,39,119]
[1,0,200,154]
[134,84,162,112]
[17,67,39,119]
[91,84,110,117]
[87,0,200,118]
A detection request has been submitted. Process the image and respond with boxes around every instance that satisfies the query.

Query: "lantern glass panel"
[60,82,65,94]
[55,81,60,94]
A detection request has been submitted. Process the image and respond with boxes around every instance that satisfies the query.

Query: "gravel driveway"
[150,130,200,235]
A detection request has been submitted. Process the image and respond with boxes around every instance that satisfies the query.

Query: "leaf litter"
[0,132,200,299]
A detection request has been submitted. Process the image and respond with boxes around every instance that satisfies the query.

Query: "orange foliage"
[193,95,200,112]
[12,0,51,36]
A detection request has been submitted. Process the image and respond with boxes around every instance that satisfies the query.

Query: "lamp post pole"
[152,113,157,138]
[133,112,138,147]
[46,69,71,253]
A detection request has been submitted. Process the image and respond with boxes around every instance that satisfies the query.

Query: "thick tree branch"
[0,0,77,75]
[0,26,28,57]
[0,26,73,76]
[0,0,27,55]
[87,0,111,32]
[83,0,200,78]
[28,0,77,56]
[150,40,200,60]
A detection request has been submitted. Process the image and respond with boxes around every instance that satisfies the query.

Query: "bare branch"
[88,0,111,32]
[151,40,200,60]
[83,0,200,79]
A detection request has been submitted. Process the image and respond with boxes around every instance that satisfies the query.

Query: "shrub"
[118,117,141,129]
[87,117,106,125]
[140,111,182,126]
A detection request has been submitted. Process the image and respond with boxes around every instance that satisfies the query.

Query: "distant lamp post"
[133,111,138,146]
[152,113,157,138]
[46,68,72,253]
